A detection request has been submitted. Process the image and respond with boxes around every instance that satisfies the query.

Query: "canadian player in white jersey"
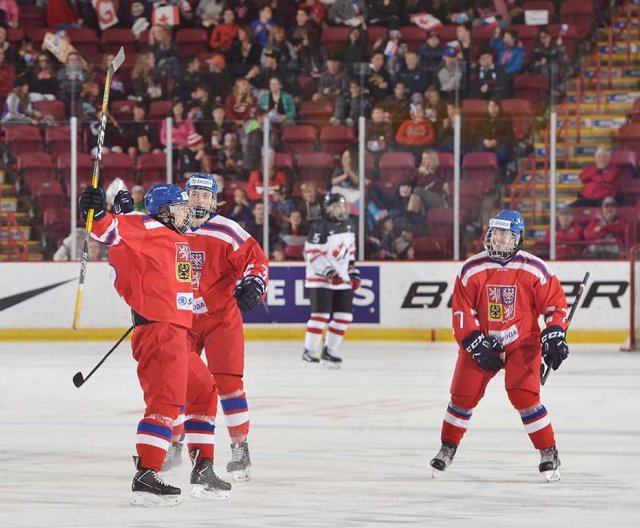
[302,192,360,367]
[429,210,569,482]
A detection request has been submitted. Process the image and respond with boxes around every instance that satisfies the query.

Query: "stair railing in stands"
[5,212,29,261]
[508,153,537,223]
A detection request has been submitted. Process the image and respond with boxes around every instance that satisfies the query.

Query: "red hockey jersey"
[185,214,269,316]
[452,250,568,350]
[91,212,194,328]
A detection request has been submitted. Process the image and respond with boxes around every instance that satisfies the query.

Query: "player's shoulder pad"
[458,250,491,279]
[306,218,329,243]
[511,250,554,282]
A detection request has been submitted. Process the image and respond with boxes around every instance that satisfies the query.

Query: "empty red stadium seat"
[45,126,75,158]
[299,101,334,125]
[297,153,334,188]
[462,152,498,195]
[377,152,415,196]
[176,28,209,56]
[57,152,95,194]
[101,28,136,55]
[4,126,44,155]
[17,152,56,193]
[513,73,549,105]
[462,99,488,133]
[282,125,317,156]
[274,153,294,172]
[412,236,452,259]
[110,100,135,121]
[34,100,66,122]
[297,75,318,101]
[320,27,350,55]
[101,153,135,182]
[7,27,25,45]
[501,99,533,141]
[560,0,595,39]
[66,28,99,55]
[137,153,167,183]
[399,26,426,52]
[149,100,172,120]
[319,125,356,156]
[32,179,66,210]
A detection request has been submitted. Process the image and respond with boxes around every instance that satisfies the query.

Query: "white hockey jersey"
[304,217,356,290]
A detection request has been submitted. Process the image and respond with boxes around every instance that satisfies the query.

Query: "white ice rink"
[1,340,639,528]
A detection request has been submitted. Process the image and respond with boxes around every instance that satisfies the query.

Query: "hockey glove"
[79,187,106,221]
[348,266,361,292]
[322,266,343,285]
[541,325,568,371]
[234,275,267,312]
[113,190,134,214]
[462,330,503,372]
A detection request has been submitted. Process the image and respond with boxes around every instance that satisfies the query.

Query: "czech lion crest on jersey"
[190,251,205,288]
[175,242,192,283]
[487,285,517,322]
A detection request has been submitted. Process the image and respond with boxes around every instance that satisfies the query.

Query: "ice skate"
[539,446,561,482]
[189,448,232,500]
[160,441,183,474]
[227,442,252,482]
[131,456,182,507]
[430,442,458,478]
[302,348,320,365]
[321,345,342,369]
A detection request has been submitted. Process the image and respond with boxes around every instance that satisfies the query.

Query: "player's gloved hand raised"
[234,275,266,312]
[348,266,361,292]
[462,330,503,372]
[113,190,134,214]
[541,325,568,371]
[79,187,106,221]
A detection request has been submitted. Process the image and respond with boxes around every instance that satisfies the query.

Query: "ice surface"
[1,341,639,527]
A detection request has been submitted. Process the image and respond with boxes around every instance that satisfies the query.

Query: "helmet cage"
[484,218,521,261]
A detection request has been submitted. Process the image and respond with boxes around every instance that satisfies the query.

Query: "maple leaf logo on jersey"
[190,251,205,288]
[486,285,517,322]
[175,242,192,283]
[331,242,349,260]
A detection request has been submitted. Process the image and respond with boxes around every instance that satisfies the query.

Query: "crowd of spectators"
[0,0,604,260]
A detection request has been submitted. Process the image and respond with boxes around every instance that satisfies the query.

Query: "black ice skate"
[430,442,458,478]
[539,446,561,482]
[302,348,320,365]
[321,345,342,369]
[160,441,183,473]
[131,456,182,507]
[189,448,232,500]
[227,442,252,482]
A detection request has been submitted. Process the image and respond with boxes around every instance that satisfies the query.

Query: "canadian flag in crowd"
[92,0,119,30]
[410,12,443,32]
[152,5,180,26]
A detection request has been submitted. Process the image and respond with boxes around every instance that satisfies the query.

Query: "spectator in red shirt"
[246,148,288,201]
[543,205,583,259]
[395,102,436,162]
[583,196,628,259]
[574,146,621,207]
[210,8,240,52]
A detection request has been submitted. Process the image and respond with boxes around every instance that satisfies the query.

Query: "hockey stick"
[72,324,135,388]
[72,47,125,329]
[541,271,590,385]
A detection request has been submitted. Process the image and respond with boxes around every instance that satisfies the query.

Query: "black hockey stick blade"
[541,271,590,385]
[110,47,125,74]
[72,325,135,388]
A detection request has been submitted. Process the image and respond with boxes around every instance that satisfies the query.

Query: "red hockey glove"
[348,267,361,291]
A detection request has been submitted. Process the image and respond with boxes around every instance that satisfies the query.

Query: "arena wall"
[0,262,629,342]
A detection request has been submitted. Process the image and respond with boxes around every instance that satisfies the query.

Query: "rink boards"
[0,261,630,342]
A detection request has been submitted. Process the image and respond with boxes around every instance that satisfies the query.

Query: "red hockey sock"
[440,401,473,445]
[136,417,172,472]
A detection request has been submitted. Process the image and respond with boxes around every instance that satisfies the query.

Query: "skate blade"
[431,467,444,479]
[321,360,342,369]
[131,491,182,508]
[229,468,251,482]
[302,360,320,367]
[190,485,231,501]
[542,469,560,482]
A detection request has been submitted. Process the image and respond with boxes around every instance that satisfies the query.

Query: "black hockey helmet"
[324,192,349,221]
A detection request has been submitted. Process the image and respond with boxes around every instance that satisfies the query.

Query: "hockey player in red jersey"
[159,173,268,482]
[302,192,360,367]
[429,210,569,482]
[81,183,231,506]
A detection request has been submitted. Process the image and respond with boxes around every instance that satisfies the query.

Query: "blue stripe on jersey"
[220,397,248,412]
[511,255,551,280]
[137,421,172,439]
[201,223,245,246]
[179,405,185,412]
[184,420,215,433]
[104,228,116,246]
[520,405,547,424]
[460,256,493,278]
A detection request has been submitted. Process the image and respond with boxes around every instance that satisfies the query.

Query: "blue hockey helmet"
[184,173,218,220]
[484,209,525,261]
[144,183,193,233]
